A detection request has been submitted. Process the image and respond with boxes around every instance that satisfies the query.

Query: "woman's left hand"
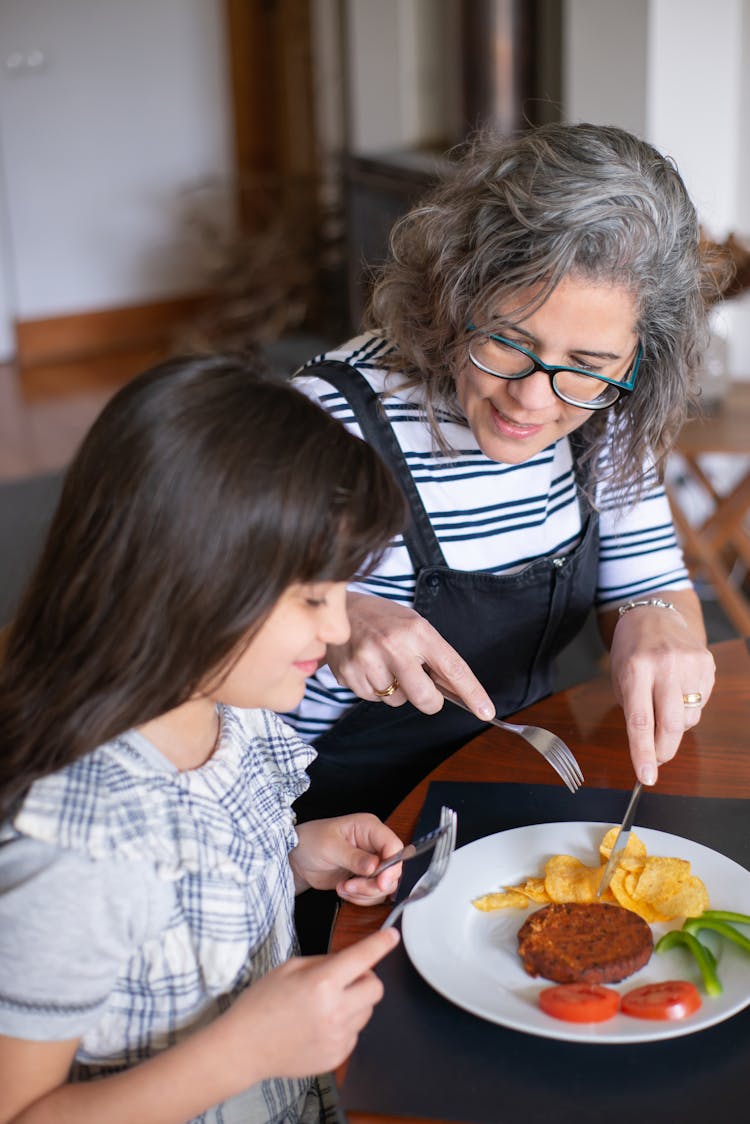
[290,814,405,904]
[604,590,716,786]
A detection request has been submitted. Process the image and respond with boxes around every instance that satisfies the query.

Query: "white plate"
[401,821,750,1044]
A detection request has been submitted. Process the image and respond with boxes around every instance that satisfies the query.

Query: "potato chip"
[609,868,666,923]
[543,854,601,903]
[631,857,709,919]
[648,876,709,919]
[644,855,691,883]
[622,871,643,898]
[513,876,550,904]
[473,890,530,911]
[599,828,648,871]
[633,857,691,901]
[472,828,710,919]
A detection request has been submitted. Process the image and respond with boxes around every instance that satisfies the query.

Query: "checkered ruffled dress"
[14,706,321,1123]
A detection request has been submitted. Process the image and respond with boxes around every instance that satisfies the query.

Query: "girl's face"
[210,581,350,712]
[454,276,640,464]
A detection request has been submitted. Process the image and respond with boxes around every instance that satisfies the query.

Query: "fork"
[380,806,457,928]
[439,688,584,793]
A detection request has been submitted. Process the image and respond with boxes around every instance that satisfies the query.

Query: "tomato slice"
[538,983,620,1023]
[621,980,702,1021]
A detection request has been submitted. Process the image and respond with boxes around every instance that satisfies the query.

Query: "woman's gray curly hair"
[366,122,725,500]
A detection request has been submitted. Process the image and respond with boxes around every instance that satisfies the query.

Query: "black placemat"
[341,782,750,1123]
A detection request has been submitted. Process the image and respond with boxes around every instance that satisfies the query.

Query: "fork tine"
[562,746,585,788]
[443,806,457,850]
[520,725,584,791]
[431,809,456,875]
[548,737,584,782]
[427,832,451,880]
[557,759,580,792]
[547,745,582,792]
[541,746,577,792]
[428,814,450,869]
[437,688,584,791]
[381,806,457,928]
[550,734,583,778]
[550,738,584,788]
[550,757,576,792]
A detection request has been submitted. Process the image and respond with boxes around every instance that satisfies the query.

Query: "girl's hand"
[291,814,404,902]
[0,931,400,1123]
[218,928,400,1082]
[327,592,494,721]
[605,590,716,785]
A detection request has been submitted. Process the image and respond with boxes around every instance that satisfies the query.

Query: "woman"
[287,122,721,825]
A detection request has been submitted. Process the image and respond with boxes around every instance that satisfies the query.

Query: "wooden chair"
[666,382,750,636]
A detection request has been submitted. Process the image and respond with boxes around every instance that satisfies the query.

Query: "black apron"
[294,361,600,823]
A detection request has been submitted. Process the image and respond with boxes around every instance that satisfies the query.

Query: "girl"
[0,355,407,1123]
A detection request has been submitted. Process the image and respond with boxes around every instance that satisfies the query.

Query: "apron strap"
[301,360,447,570]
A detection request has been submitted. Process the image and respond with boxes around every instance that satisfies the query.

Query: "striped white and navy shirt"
[286,332,691,741]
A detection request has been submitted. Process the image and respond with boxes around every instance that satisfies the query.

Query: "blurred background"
[1,0,749,647]
[2,1,750,384]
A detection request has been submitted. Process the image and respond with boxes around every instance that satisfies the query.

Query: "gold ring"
[374,675,399,698]
[682,691,703,707]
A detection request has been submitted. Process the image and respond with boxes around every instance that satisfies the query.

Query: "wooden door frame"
[225,0,319,197]
[226,1,346,328]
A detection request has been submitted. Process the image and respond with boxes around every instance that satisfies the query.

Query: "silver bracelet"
[617,598,677,617]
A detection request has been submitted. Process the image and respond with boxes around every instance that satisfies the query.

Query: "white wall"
[563,0,649,137]
[0,0,233,360]
[564,0,742,232]
[346,0,461,152]
[0,154,15,357]
[2,0,748,373]
[647,0,742,235]
[564,0,750,377]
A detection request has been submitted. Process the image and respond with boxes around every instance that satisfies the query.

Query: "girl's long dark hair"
[0,355,406,818]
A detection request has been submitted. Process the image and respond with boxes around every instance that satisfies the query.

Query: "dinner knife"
[369,823,451,877]
[596,780,644,897]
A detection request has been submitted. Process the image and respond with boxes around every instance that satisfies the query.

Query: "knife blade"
[596,780,644,897]
[369,823,451,877]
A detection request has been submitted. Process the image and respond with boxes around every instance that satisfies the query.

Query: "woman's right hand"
[217,928,400,1083]
[326,592,494,720]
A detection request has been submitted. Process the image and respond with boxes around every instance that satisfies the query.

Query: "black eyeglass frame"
[466,324,642,410]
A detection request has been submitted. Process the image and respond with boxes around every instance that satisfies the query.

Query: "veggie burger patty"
[517,901,654,984]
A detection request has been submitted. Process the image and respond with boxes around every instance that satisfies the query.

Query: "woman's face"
[454,276,640,464]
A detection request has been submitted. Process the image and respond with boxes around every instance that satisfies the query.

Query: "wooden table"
[666,382,750,635]
[330,637,750,1124]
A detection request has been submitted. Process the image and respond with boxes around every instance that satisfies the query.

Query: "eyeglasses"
[466,326,642,410]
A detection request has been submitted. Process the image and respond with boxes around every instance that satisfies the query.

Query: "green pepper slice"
[698,910,750,927]
[655,929,723,996]
[683,917,750,956]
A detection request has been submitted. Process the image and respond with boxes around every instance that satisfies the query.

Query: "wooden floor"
[0,347,166,482]
[0,331,330,483]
